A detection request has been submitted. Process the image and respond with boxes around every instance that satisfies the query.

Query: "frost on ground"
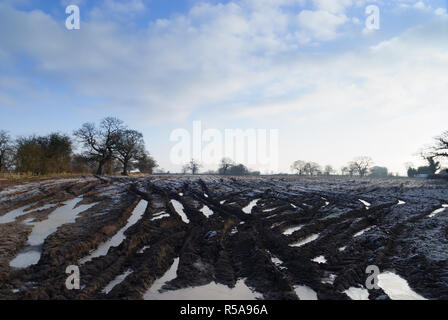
[0,175,447,300]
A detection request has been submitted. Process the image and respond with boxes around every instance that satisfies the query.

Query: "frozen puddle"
[344,286,369,300]
[145,258,262,301]
[102,269,133,294]
[359,199,371,209]
[242,199,260,214]
[378,271,427,300]
[170,200,190,223]
[9,198,96,269]
[263,207,277,212]
[428,205,448,218]
[79,200,148,264]
[312,256,327,264]
[220,200,226,205]
[294,285,318,300]
[0,203,54,224]
[282,225,304,236]
[199,205,214,218]
[397,200,406,205]
[290,234,319,247]
[353,226,375,238]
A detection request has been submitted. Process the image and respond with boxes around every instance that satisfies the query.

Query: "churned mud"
[0,175,447,300]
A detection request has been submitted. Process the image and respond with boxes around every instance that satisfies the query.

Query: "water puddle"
[9,198,96,269]
[79,200,148,264]
[359,199,371,209]
[138,245,150,253]
[170,200,190,223]
[321,274,337,285]
[102,269,133,294]
[290,233,319,247]
[199,205,214,218]
[294,285,318,300]
[145,259,262,301]
[242,199,260,214]
[343,286,369,300]
[0,203,54,224]
[204,193,209,198]
[282,225,304,236]
[339,246,347,252]
[263,207,277,212]
[428,205,448,218]
[377,271,427,300]
[353,226,375,238]
[291,204,297,209]
[397,200,406,205]
[312,256,327,264]
[151,212,170,221]
[220,200,226,205]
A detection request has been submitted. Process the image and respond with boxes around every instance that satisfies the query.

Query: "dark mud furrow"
[0,176,447,300]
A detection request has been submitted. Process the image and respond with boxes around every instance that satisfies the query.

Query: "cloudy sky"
[0,0,447,174]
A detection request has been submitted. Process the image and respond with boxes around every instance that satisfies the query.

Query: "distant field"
[0,176,447,300]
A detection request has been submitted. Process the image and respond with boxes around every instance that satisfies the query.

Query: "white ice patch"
[428,205,448,218]
[290,234,319,247]
[199,205,214,218]
[378,272,427,300]
[9,198,97,269]
[102,269,133,294]
[359,199,371,208]
[263,207,277,212]
[344,286,369,300]
[282,225,304,236]
[170,200,190,224]
[312,256,327,264]
[290,204,297,209]
[220,200,226,205]
[397,200,406,205]
[79,200,148,264]
[242,199,260,214]
[294,285,318,300]
[353,226,375,237]
[204,193,209,198]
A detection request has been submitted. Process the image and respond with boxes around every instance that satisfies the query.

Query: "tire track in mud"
[0,176,448,300]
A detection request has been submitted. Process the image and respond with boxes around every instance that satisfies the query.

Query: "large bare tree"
[0,130,13,173]
[290,160,307,175]
[349,156,373,177]
[115,129,145,176]
[74,117,124,175]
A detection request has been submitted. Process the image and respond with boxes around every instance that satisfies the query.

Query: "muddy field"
[0,175,447,300]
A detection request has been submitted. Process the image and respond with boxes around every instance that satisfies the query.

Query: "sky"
[0,0,447,174]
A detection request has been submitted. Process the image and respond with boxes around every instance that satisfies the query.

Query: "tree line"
[181,158,261,176]
[0,117,157,176]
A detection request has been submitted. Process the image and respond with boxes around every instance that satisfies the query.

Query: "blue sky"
[0,0,447,174]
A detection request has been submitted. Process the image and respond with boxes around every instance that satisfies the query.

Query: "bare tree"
[304,162,321,176]
[341,166,349,176]
[290,160,307,175]
[432,131,448,158]
[218,157,234,175]
[74,117,124,175]
[349,156,373,177]
[115,129,144,176]
[324,165,335,176]
[186,159,201,175]
[0,130,13,173]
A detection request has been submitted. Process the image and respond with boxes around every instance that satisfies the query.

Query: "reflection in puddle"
[9,198,96,269]
[79,200,148,264]
[290,234,319,247]
[378,271,427,300]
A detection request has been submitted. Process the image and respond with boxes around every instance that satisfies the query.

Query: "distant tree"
[304,162,321,176]
[15,133,72,175]
[218,157,235,175]
[341,166,349,176]
[0,130,13,173]
[407,167,418,178]
[74,117,124,175]
[349,157,373,177]
[291,160,307,175]
[324,165,335,176]
[136,151,157,174]
[114,129,145,176]
[369,166,388,178]
[431,131,448,159]
[227,163,249,176]
[185,159,201,175]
